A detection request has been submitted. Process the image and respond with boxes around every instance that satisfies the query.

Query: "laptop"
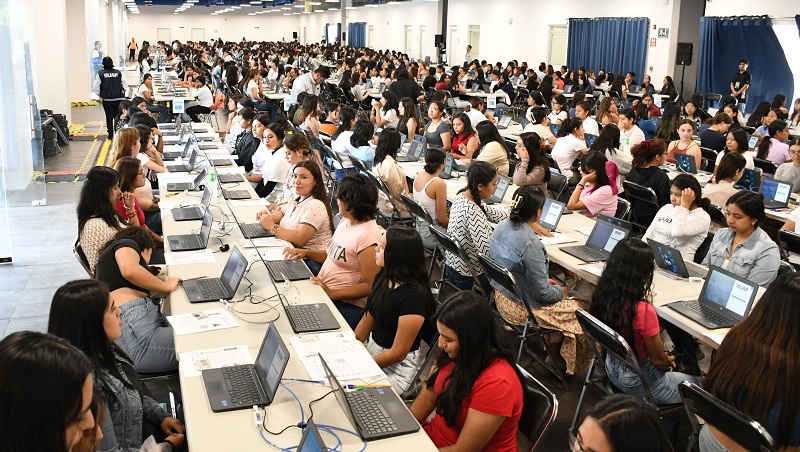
[666,265,758,329]
[171,186,212,221]
[210,157,235,167]
[182,246,248,303]
[584,134,598,148]
[236,221,273,239]
[163,139,191,161]
[266,259,314,282]
[563,85,573,94]
[166,168,207,192]
[537,198,566,231]
[747,134,758,150]
[439,152,455,179]
[201,322,290,412]
[158,113,181,130]
[222,189,252,200]
[674,152,700,174]
[379,82,386,93]
[218,173,246,183]
[485,175,511,204]
[495,115,512,130]
[163,125,187,143]
[396,139,424,163]
[297,420,328,451]
[470,84,479,93]
[736,168,762,192]
[167,209,213,251]
[560,220,630,262]
[759,178,793,209]
[597,213,632,232]
[550,123,559,136]
[647,239,707,279]
[165,149,198,173]
[318,354,420,441]
[628,85,640,93]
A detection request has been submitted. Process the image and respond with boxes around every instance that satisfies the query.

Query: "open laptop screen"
[702,268,756,317]
[586,221,627,253]
[253,324,290,404]
[760,178,792,204]
[490,176,510,201]
[538,198,564,231]
[319,355,359,431]
[220,247,248,293]
[199,211,213,244]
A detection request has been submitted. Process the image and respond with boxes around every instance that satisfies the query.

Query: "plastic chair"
[400,333,440,402]
[517,364,559,451]
[348,155,367,173]
[360,170,413,227]
[622,180,660,231]
[678,382,776,452]
[570,309,685,433]
[753,157,778,176]
[694,232,714,264]
[477,253,568,389]
[429,225,486,297]
[73,238,93,277]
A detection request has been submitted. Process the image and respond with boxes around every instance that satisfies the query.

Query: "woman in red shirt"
[410,291,523,451]
[451,113,478,161]
[114,157,162,247]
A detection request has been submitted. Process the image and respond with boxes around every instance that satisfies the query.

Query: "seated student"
[524,90,546,122]
[113,100,133,133]
[548,94,568,126]
[701,273,800,450]
[627,139,671,227]
[451,113,479,161]
[683,99,703,131]
[644,174,711,261]
[572,394,674,452]
[114,157,162,245]
[753,108,785,139]
[397,97,420,141]
[567,150,620,220]
[94,227,181,373]
[464,97,490,127]
[233,107,258,172]
[618,107,646,157]
[702,191,780,287]
[704,152,746,210]
[654,104,681,142]
[640,92,662,118]
[271,134,324,207]
[575,101,599,136]
[491,186,590,374]
[445,161,508,293]
[297,94,321,137]
[512,132,551,193]
[723,103,745,130]
[473,121,510,176]
[410,291,523,451]
[591,238,702,404]
[700,112,732,154]
[249,119,291,201]
[347,119,377,169]
[330,105,358,179]
[319,101,340,137]
[596,97,620,127]
[756,119,791,165]
[48,280,185,452]
[370,90,400,129]
[522,108,557,149]
[434,73,449,91]
[589,124,630,182]
[714,128,755,172]
[0,331,95,452]
[424,100,451,151]
[774,138,800,192]
[185,75,214,123]
[412,148,449,250]
[635,103,656,141]
[354,226,436,390]
[78,166,129,273]
[551,118,589,184]
[371,129,410,217]
[285,174,382,329]
[666,119,702,170]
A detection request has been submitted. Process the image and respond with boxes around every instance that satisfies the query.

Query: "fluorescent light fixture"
[387,0,399,3]
[294,4,304,7]
[325,0,338,2]
[345,6,355,9]
[248,12,256,15]
[241,3,251,6]
[292,11,301,14]
[309,1,321,4]
[328,7,338,10]
[250,0,262,3]
[283,12,292,15]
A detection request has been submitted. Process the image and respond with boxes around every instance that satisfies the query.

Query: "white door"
[448,25,457,65]
[468,25,480,61]
[368,25,374,48]
[418,25,426,60]
[404,26,412,54]
[157,28,171,44]
[191,28,204,42]
[548,25,568,67]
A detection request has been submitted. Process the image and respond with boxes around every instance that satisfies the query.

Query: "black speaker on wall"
[676,42,693,66]
[434,34,443,47]
[292,31,298,39]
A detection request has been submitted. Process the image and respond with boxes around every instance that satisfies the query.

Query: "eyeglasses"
[790,150,800,155]
[568,430,584,451]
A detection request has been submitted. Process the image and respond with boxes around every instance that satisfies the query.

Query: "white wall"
[705,0,800,17]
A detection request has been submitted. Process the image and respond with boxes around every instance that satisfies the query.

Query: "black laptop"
[266,259,314,282]
[439,152,455,179]
[673,152,707,174]
[597,213,632,232]
[171,186,212,221]
[666,265,758,329]
[319,354,420,441]
[210,157,235,167]
[166,210,212,251]
[396,139,424,163]
[560,220,630,262]
[158,113,181,130]
[236,221,273,239]
[735,168,762,192]
[537,198,566,231]
[166,168,207,192]
[163,139,191,161]
[165,149,198,173]
[182,246,248,303]
[495,115,512,130]
[218,173,246,183]
[759,178,793,209]
[201,322,290,412]
[222,189,252,200]
[485,175,511,204]
[647,239,707,279]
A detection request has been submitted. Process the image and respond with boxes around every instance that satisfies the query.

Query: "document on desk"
[575,227,594,236]
[240,237,292,248]
[167,308,239,335]
[164,249,216,266]
[215,166,246,175]
[246,248,286,262]
[228,199,269,207]
[158,199,199,210]
[290,331,385,382]
[578,262,606,277]
[540,232,579,246]
[179,345,252,378]
[768,208,792,219]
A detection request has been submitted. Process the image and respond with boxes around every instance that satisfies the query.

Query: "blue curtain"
[566,17,648,80]
[697,16,793,114]
[347,23,367,48]
[337,23,341,45]
[796,15,800,38]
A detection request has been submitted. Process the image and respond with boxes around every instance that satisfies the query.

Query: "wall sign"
[657,28,669,38]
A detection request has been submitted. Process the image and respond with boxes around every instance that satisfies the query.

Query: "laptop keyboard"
[211,159,234,166]
[686,266,707,279]
[346,390,399,435]
[267,261,309,282]
[173,207,201,220]
[682,300,735,326]
[221,366,262,406]
[286,305,324,330]
[223,190,251,199]
[564,246,608,262]
[219,174,245,183]
[240,223,272,239]
[175,235,202,249]
[196,278,228,299]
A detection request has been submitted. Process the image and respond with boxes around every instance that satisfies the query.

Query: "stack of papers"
[289,331,385,382]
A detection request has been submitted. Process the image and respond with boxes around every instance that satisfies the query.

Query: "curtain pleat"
[567,18,648,79]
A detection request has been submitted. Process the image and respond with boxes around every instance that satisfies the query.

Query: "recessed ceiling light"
[309,1,321,4]
[248,12,256,15]
[328,7,337,10]
[345,6,355,9]
[283,12,292,15]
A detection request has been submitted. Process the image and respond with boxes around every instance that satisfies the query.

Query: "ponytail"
[508,186,546,224]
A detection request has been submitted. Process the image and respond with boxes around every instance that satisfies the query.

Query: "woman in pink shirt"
[285,174,382,329]
[567,150,620,220]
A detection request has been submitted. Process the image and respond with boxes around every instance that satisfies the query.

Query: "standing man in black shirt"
[730,59,751,113]
[92,57,128,141]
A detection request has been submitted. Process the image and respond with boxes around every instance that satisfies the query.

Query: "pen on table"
[346,384,389,390]
[166,192,180,197]
[169,392,177,418]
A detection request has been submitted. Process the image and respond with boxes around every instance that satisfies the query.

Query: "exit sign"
[657,28,669,38]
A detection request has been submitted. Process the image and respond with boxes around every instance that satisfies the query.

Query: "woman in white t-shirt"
[522,108,556,148]
[371,90,399,129]
[548,94,569,126]
[551,117,589,183]
[247,116,290,201]
[331,105,358,179]
[644,174,712,262]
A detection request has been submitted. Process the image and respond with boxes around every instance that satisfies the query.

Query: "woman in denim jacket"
[489,186,591,375]
[701,190,780,287]
[49,279,185,452]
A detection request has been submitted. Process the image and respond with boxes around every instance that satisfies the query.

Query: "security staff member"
[92,57,128,140]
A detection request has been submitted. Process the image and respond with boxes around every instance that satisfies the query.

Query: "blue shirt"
[638,118,657,140]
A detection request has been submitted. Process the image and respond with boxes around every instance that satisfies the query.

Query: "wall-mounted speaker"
[676,42,693,66]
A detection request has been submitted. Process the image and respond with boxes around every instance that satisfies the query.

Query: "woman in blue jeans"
[94,226,181,373]
[590,238,700,404]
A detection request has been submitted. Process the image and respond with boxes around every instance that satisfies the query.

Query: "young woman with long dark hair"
[397,96,419,141]
[512,132,550,193]
[705,152,746,209]
[566,150,619,220]
[451,113,478,162]
[644,174,711,261]
[355,226,436,390]
[371,90,400,129]
[714,128,754,172]
[627,139,671,226]
[473,121,510,176]
[77,166,130,273]
[591,238,701,404]
[551,117,589,183]
[412,148,449,250]
[372,128,410,217]
[331,105,358,179]
[756,119,791,164]
[410,291,523,451]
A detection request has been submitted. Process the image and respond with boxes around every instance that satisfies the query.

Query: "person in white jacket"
[644,174,711,262]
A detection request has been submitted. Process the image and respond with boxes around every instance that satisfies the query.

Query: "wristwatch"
[270,225,278,235]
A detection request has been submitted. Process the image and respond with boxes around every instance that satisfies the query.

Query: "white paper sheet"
[164,249,216,266]
[246,248,287,262]
[158,199,198,210]
[289,332,386,382]
[240,237,292,248]
[179,345,253,378]
[167,308,239,335]
[578,261,606,277]
[540,232,579,246]
[575,227,594,236]
[228,199,269,207]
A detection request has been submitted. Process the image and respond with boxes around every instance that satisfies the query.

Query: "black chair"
[753,157,778,176]
[694,232,714,264]
[517,364,559,451]
[707,204,726,229]
[679,381,776,452]
[700,147,718,172]
[73,238,92,277]
[360,170,413,227]
[570,309,685,433]
[622,180,660,232]
[779,230,800,271]
[348,155,367,173]
[547,170,568,203]
[704,93,722,110]
[400,333,440,402]
[778,260,795,277]
[615,197,631,221]
[400,193,440,279]
[477,253,568,389]
[429,225,486,297]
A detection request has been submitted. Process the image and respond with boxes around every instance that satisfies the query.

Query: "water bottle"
[209,172,218,204]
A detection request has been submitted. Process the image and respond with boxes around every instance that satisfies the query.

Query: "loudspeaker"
[292,31,298,39]
[434,34,443,47]
[676,42,693,66]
